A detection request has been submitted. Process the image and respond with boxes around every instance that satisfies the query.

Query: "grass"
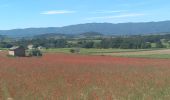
[118,54,170,59]
[2,47,168,59]
[43,48,72,53]
[43,48,156,54]
[42,48,170,59]
[79,48,146,54]
[0,48,8,50]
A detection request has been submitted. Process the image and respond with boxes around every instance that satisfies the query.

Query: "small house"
[27,44,34,50]
[37,46,44,50]
[9,46,25,57]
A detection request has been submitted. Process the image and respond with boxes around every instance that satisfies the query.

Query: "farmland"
[43,48,170,59]
[1,51,170,99]
[43,48,149,54]
[99,49,170,59]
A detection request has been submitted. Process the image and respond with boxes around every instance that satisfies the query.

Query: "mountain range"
[1,21,170,38]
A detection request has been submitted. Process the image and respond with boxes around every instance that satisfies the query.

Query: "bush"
[70,49,75,53]
[70,48,80,53]
[28,49,42,56]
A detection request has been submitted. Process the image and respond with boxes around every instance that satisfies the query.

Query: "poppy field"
[1,51,170,100]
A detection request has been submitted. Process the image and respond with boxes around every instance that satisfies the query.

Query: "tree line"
[1,34,170,49]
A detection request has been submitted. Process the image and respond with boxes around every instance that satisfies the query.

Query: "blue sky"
[0,0,170,29]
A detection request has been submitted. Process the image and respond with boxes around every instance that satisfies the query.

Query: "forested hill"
[1,21,170,38]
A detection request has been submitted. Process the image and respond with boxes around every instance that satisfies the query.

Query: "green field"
[2,47,169,59]
[113,54,170,59]
[42,48,170,59]
[43,48,150,54]
[95,49,170,59]
[0,48,8,50]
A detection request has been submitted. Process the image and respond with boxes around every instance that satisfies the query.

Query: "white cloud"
[41,10,75,15]
[85,13,145,20]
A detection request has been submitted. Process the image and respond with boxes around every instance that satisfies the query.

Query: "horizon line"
[1,20,170,30]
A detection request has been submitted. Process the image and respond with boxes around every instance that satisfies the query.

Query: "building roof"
[9,46,24,50]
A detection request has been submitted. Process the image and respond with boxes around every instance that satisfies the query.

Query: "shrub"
[70,49,75,53]
[70,48,80,53]
[28,49,42,56]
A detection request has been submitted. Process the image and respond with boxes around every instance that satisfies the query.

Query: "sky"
[0,0,170,30]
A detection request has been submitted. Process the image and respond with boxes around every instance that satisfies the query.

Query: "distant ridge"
[1,21,170,38]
